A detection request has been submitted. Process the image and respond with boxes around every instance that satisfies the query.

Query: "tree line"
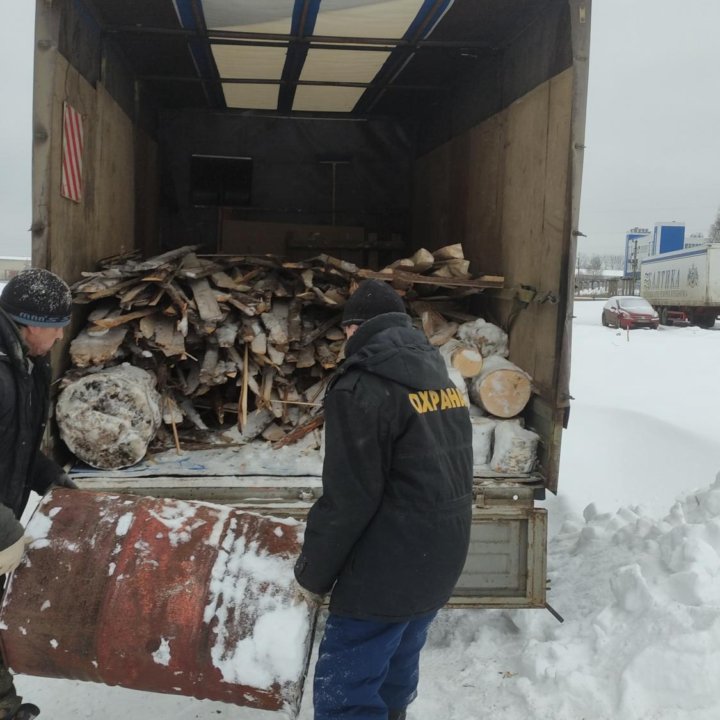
[576,254,624,272]
[710,210,720,242]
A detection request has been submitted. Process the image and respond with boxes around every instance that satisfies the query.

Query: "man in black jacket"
[0,269,77,720]
[295,279,473,720]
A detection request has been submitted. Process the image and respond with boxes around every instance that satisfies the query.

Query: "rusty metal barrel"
[0,489,316,714]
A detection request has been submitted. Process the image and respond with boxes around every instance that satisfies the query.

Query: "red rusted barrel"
[0,489,315,714]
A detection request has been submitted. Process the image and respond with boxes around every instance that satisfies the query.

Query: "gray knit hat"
[0,269,72,327]
[342,279,406,327]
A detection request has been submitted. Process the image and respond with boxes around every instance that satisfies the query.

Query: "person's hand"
[53,473,78,490]
[0,536,28,576]
[294,579,324,607]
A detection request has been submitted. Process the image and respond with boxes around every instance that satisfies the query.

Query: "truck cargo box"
[641,244,720,328]
[32,0,591,608]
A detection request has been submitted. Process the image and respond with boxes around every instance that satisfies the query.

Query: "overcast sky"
[0,2,34,257]
[581,0,720,254]
[1,1,719,259]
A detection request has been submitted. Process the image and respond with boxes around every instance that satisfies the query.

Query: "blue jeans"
[313,612,436,720]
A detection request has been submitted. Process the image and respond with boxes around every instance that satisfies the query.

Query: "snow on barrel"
[0,489,316,715]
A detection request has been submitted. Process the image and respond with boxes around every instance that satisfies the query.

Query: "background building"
[622,228,651,294]
[0,256,30,281]
[649,221,685,255]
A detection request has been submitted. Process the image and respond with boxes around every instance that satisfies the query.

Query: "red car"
[601,296,659,330]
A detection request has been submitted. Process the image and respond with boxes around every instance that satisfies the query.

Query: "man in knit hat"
[295,279,473,720]
[0,268,77,719]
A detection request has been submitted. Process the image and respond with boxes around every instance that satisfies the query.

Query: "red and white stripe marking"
[61,102,84,203]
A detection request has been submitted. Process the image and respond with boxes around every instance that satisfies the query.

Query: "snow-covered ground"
[13,299,720,719]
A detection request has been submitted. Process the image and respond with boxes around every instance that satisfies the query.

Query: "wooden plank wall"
[34,53,159,389]
[36,54,157,285]
[412,68,574,402]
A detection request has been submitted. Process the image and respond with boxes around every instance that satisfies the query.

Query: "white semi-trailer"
[641,244,720,328]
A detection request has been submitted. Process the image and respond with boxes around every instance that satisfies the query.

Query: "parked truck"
[31,0,591,611]
[641,244,720,328]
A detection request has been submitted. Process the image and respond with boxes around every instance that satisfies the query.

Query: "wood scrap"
[69,327,128,368]
[408,248,435,273]
[273,415,325,449]
[432,243,465,261]
[93,308,155,329]
[189,278,223,322]
[432,259,471,278]
[62,242,507,452]
[421,310,459,346]
[153,317,186,358]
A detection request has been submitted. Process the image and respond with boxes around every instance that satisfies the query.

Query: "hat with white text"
[0,269,72,327]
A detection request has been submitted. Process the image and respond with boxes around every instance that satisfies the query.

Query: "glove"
[294,579,324,607]
[0,536,27,576]
[53,473,78,490]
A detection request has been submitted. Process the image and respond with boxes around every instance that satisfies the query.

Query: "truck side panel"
[413,70,575,491]
[642,247,720,307]
[33,0,160,294]
[33,58,148,288]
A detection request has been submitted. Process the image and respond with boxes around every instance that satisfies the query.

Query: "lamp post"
[631,238,638,295]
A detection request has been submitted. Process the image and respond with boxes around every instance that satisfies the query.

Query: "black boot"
[0,663,21,720]
[12,705,40,720]
[388,709,407,720]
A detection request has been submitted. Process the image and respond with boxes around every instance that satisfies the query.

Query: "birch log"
[56,364,161,469]
[468,355,532,418]
[439,339,483,378]
[457,319,509,358]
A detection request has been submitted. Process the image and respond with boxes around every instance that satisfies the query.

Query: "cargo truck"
[641,244,720,328]
[31,0,591,610]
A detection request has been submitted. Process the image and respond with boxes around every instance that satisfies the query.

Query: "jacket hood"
[341,312,450,390]
[0,306,29,375]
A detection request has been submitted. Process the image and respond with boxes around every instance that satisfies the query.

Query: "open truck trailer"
[32,0,590,610]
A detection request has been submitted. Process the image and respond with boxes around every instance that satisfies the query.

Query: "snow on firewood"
[470,415,496,468]
[490,421,539,474]
[457,318,509,358]
[60,246,503,461]
[56,364,161,469]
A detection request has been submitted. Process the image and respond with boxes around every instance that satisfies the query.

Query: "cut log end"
[469,356,532,418]
[451,348,483,378]
[477,370,531,417]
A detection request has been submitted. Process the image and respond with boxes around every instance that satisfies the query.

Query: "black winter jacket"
[295,312,473,621]
[0,308,62,550]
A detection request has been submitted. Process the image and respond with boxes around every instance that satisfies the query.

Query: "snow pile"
[524,478,720,718]
[412,476,720,720]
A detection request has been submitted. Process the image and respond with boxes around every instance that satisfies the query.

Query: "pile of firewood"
[63,244,503,448]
